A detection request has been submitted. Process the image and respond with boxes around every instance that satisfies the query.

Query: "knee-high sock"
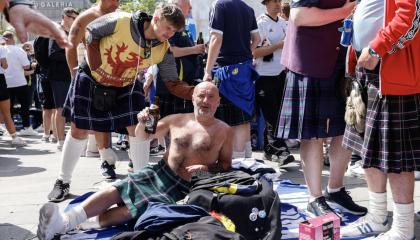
[245,141,252,158]
[87,134,98,152]
[99,148,119,165]
[129,136,150,172]
[65,205,88,231]
[391,202,414,238]
[58,134,87,183]
[368,191,388,223]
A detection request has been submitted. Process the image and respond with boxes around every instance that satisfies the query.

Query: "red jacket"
[349,0,420,95]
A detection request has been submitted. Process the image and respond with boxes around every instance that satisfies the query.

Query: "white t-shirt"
[254,14,287,76]
[4,45,30,88]
[0,46,7,74]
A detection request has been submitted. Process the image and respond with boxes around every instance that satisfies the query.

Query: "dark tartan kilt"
[62,70,145,132]
[277,71,346,140]
[113,159,190,219]
[215,95,252,126]
[342,124,364,157]
[361,82,420,173]
[158,94,194,118]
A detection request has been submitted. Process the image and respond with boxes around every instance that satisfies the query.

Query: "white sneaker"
[341,213,390,237]
[18,127,38,136]
[35,125,45,133]
[374,230,415,240]
[11,137,27,147]
[347,161,365,178]
[57,140,64,151]
[37,202,67,240]
[41,135,50,142]
[415,171,420,180]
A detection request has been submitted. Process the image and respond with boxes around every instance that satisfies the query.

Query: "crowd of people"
[0,0,419,239]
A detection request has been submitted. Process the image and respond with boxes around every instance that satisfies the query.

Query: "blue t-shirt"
[209,0,258,66]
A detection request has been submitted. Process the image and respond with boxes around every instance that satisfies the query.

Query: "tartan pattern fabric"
[361,82,420,173]
[215,95,252,126]
[158,94,194,118]
[114,159,190,219]
[277,71,346,140]
[62,70,145,132]
[342,124,364,157]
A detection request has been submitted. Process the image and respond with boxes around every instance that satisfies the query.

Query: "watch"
[368,47,381,59]
[3,0,34,22]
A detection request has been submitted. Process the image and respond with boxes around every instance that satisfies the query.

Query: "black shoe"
[127,159,133,172]
[274,151,295,166]
[47,179,70,202]
[101,161,116,179]
[324,187,367,216]
[120,140,129,151]
[150,145,165,156]
[307,196,336,218]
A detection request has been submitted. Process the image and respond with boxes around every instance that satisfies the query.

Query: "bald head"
[192,82,220,117]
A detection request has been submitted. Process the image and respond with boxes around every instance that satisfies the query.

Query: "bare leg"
[300,138,324,198]
[388,172,414,204]
[51,109,58,139]
[365,167,387,193]
[328,135,351,189]
[0,99,17,134]
[95,131,110,149]
[43,109,53,136]
[55,108,66,141]
[232,123,250,153]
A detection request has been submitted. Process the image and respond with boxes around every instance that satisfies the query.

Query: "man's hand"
[137,107,151,125]
[9,5,71,48]
[193,44,206,55]
[203,72,212,82]
[186,165,208,174]
[357,47,380,70]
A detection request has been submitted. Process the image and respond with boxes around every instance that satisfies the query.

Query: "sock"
[391,202,414,238]
[58,134,88,183]
[58,140,65,146]
[129,136,150,172]
[65,205,88,231]
[244,141,252,158]
[368,191,388,223]
[232,151,245,159]
[327,186,342,193]
[10,133,17,139]
[99,147,118,165]
[78,216,100,230]
[87,134,98,152]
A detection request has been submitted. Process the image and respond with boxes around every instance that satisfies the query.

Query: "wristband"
[368,47,381,59]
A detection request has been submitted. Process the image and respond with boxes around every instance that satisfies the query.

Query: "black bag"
[111,216,245,240]
[92,85,118,112]
[187,171,281,240]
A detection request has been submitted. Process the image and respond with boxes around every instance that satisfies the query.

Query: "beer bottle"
[196,32,204,45]
[145,96,160,134]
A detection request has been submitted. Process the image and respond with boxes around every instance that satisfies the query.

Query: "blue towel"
[212,61,259,116]
[134,202,209,232]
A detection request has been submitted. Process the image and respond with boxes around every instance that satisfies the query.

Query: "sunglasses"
[65,14,76,20]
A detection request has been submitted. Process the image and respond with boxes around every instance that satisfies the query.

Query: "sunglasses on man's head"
[65,14,76,20]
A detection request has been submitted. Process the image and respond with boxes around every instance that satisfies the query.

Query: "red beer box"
[298,212,340,240]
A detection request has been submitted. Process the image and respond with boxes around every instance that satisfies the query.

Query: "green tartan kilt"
[113,159,190,219]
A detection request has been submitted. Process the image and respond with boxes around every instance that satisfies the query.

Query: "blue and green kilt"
[62,69,145,132]
[361,82,420,173]
[113,159,190,219]
[277,71,346,140]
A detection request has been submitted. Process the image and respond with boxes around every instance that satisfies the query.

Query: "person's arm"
[203,32,222,81]
[1,57,8,70]
[158,51,195,100]
[66,14,90,79]
[209,126,233,172]
[85,14,118,71]
[290,0,355,27]
[359,0,419,70]
[6,2,70,48]
[170,44,205,58]
[250,31,261,52]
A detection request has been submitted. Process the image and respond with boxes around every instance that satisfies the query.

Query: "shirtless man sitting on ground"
[37,82,233,240]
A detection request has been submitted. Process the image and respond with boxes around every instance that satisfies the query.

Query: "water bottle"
[340,18,353,47]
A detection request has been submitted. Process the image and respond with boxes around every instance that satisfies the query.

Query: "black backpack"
[33,36,50,68]
[187,171,281,240]
[111,216,245,240]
